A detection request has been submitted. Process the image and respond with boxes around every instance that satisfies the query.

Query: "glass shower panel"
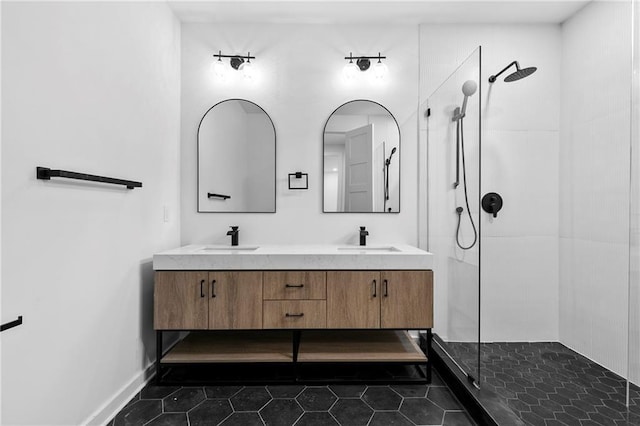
[629,0,640,407]
[425,47,481,384]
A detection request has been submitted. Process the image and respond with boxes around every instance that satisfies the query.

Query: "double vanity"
[153,244,434,384]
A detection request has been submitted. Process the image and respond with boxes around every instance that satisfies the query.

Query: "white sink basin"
[199,246,259,251]
[337,246,400,252]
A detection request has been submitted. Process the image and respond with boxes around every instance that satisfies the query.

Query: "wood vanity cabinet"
[380,270,433,329]
[326,271,380,328]
[154,271,262,330]
[154,268,433,384]
[209,271,262,330]
[263,271,327,329]
[326,270,433,329]
[155,270,432,330]
[154,271,209,329]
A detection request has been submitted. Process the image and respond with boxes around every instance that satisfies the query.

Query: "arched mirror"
[323,100,400,213]
[198,99,276,212]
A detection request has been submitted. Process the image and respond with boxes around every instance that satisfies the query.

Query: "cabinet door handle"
[211,279,216,298]
[285,284,304,288]
[372,279,377,297]
[384,279,389,297]
[285,313,304,317]
[200,280,205,298]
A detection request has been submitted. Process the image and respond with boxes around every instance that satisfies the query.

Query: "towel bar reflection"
[36,167,142,189]
[207,193,231,200]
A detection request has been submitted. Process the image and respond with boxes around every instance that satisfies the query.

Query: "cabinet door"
[327,271,380,328]
[154,271,209,330]
[209,271,263,330]
[380,271,433,329]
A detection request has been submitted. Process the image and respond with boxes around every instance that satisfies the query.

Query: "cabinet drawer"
[263,301,327,329]
[263,271,326,300]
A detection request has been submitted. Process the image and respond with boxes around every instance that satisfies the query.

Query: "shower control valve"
[482,192,503,218]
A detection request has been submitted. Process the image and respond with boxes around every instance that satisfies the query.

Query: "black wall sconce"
[212,51,256,79]
[288,172,308,190]
[344,52,388,80]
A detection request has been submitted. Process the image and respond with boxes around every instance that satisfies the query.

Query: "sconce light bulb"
[212,59,226,79]
[343,62,359,80]
[239,60,255,80]
[373,61,388,79]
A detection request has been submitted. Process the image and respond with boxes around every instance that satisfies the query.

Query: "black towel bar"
[36,167,142,189]
[1,316,23,332]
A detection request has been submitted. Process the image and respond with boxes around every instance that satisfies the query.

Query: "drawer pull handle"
[211,280,216,298]
[372,279,377,298]
[285,313,304,317]
[200,280,205,298]
[384,279,389,297]
[285,284,304,288]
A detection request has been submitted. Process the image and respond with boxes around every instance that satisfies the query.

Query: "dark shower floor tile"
[107,367,476,426]
[445,341,639,426]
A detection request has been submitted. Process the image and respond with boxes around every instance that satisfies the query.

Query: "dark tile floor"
[445,342,640,426]
[108,368,476,426]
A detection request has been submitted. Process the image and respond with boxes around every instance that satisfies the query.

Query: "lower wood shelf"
[162,331,294,363]
[297,330,427,363]
[161,330,426,364]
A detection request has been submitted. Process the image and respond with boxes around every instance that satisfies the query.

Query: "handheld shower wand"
[452,80,478,122]
[452,80,478,250]
[385,147,397,166]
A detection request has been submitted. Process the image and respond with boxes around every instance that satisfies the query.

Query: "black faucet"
[227,226,239,246]
[359,226,369,246]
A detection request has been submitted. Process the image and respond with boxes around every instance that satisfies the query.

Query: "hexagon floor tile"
[108,368,476,426]
[446,342,640,426]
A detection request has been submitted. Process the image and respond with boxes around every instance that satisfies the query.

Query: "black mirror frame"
[197,98,277,213]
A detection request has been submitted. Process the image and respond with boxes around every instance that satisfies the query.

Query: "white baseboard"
[82,334,182,426]
[83,363,155,426]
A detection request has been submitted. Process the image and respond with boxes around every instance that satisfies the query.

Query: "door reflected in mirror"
[198,99,276,213]
[323,100,400,213]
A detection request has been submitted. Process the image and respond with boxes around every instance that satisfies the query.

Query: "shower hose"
[455,117,478,250]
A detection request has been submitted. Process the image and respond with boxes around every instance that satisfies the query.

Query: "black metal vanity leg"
[293,330,301,381]
[426,329,433,384]
[293,330,301,361]
[156,331,163,385]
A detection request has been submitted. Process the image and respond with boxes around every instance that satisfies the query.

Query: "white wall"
[420,24,561,342]
[181,23,418,246]
[559,0,633,378]
[1,2,181,424]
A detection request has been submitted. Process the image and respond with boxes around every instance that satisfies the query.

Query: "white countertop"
[153,244,433,271]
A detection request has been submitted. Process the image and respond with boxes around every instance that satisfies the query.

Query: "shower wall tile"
[559,238,629,377]
[482,130,559,239]
[481,236,559,342]
[559,110,631,245]
[559,0,632,379]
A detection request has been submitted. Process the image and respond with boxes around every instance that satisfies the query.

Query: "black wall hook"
[482,192,503,218]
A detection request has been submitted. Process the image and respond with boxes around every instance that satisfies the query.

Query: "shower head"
[504,66,537,82]
[489,61,537,83]
[390,147,397,157]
